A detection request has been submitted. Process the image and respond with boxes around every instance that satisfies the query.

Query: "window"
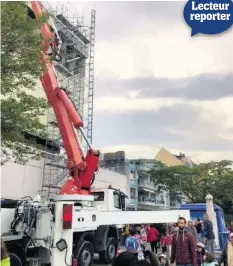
[92,192,104,201]
[130,188,136,199]
[113,191,121,209]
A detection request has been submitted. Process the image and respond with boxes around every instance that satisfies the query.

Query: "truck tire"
[9,253,23,266]
[77,240,94,266]
[99,237,117,264]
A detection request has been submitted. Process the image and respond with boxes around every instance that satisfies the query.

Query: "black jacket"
[195,223,202,234]
[203,219,215,240]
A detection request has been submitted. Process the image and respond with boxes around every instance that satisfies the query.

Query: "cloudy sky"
[54,1,233,162]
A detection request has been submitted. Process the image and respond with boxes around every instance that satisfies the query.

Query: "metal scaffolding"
[40,2,96,199]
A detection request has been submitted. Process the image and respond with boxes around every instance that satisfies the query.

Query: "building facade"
[1,158,44,199]
[155,147,195,207]
[1,158,129,202]
[127,162,138,210]
[100,152,171,211]
[99,151,138,210]
[132,159,170,211]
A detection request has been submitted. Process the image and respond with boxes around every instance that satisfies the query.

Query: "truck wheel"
[9,253,22,266]
[99,237,117,264]
[77,241,94,266]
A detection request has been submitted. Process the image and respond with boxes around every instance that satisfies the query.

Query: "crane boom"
[31,2,100,195]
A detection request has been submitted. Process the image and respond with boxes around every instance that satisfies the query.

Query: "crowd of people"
[121,215,233,266]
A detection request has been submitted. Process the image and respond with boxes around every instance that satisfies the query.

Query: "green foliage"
[150,160,233,221]
[1,1,48,164]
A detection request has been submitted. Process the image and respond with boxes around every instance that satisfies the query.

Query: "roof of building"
[155,148,195,167]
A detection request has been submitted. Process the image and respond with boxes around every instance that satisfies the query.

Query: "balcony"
[139,198,165,205]
[170,203,180,209]
[137,163,155,172]
[137,198,168,210]
[128,198,137,206]
[138,181,155,190]
[129,163,137,172]
[129,179,137,188]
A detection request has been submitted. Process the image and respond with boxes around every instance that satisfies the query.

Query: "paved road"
[93,254,110,266]
[94,262,109,266]
[94,261,111,266]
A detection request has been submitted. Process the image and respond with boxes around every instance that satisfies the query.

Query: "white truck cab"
[91,187,127,212]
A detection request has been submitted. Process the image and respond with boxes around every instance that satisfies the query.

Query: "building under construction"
[40,3,96,199]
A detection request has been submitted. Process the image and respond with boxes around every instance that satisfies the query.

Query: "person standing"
[164,232,172,260]
[140,224,147,242]
[188,220,198,244]
[203,214,215,254]
[230,222,233,233]
[125,228,139,253]
[139,225,147,251]
[170,217,197,266]
[123,224,130,245]
[160,234,167,253]
[195,218,203,242]
[1,238,10,266]
[196,242,205,266]
[135,227,142,244]
[218,232,233,266]
[147,224,159,254]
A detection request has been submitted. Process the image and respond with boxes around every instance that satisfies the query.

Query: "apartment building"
[131,159,170,211]
[99,151,138,210]
[100,152,170,211]
[128,163,138,210]
[155,147,195,207]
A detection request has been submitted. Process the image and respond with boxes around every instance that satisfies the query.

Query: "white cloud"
[100,144,158,160]
[200,97,233,129]
[187,150,233,163]
[95,26,233,79]
[94,96,182,113]
[60,1,233,80]
[95,96,233,129]
[93,96,233,161]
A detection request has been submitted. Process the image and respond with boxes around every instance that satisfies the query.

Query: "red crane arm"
[31,2,100,195]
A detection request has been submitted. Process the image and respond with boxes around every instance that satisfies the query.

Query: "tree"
[1,2,48,164]
[150,160,233,221]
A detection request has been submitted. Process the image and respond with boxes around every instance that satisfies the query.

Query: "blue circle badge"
[183,0,233,36]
